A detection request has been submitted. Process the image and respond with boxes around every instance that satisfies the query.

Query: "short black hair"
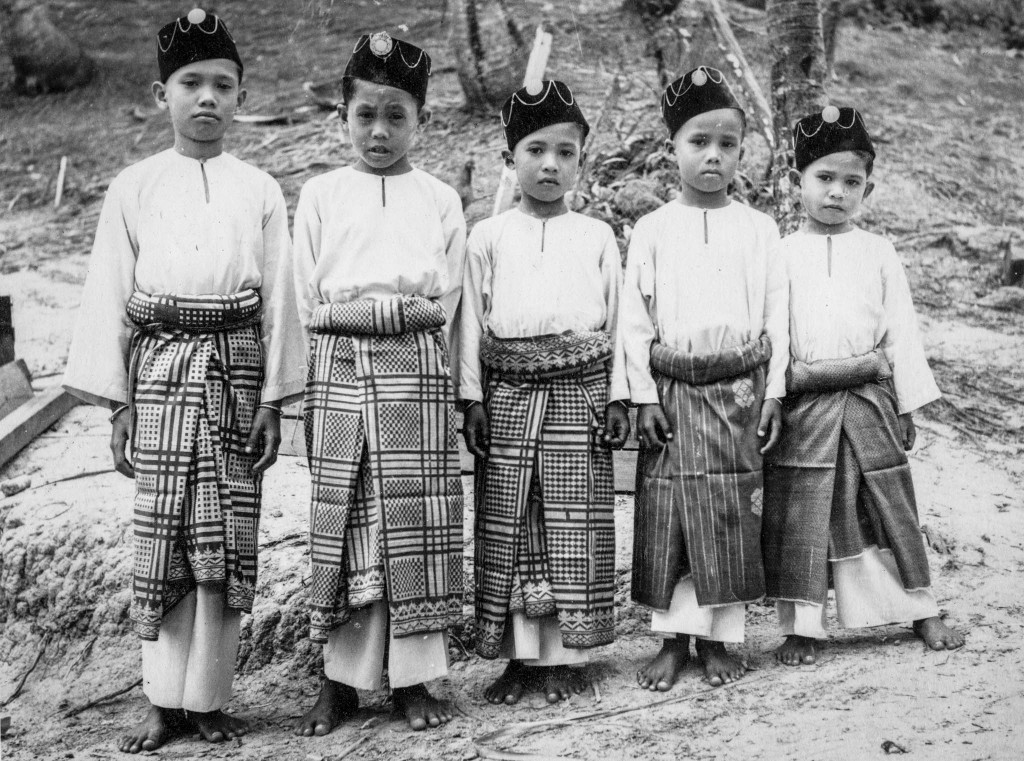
[851,148,874,177]
[341,75,425,110]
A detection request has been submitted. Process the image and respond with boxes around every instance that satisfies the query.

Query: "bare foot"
[637,636,689,692]
[118,704,185,753]
[776,635,817,667]
[189,709,248,744]
[914,616,965,651]
[293,679,359,737]
[542,666,588,704]
[393,683,452,731]
[695,639,746,686]
[484,660,530,705]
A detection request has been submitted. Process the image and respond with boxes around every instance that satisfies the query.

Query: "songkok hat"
[501,80,590,151]
[344,32,432,106]
[793,106,875,171]
[661,66,744,137]
[157,9,243,84]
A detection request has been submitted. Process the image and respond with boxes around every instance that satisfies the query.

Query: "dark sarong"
[126,290,263,641]
[473,331,616,658]
[763,350,932,604]
[304,296,463,643]
[632,335,771,610]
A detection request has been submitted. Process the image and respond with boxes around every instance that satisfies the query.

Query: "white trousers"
[777,545,940,639]
[499,612,589,666]
[323,601,449,690]
[650,576,746,643]
[140,587,241,713]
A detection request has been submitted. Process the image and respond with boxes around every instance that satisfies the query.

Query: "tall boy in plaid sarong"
[459,81,630,707]
[291,32,466,734]
[616,66,788,691]
[63,9,305,753]
[763,107,964,667]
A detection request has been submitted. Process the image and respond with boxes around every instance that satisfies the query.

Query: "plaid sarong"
[474,332,616,658]
[304,296,463,643]
[764,351,932,604]
[126,290,264,640]
[632,335,772,610]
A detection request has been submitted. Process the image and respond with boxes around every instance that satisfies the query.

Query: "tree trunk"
[449,0,530,113]
[820,0,842,80]
[0,0,94,95]
[766,0,828,231]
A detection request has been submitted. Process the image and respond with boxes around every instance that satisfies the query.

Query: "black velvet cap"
[344,32,431,106]
[501,80,590,151]
[661,66,743,138]
[793,106,875,171]
[157,9,243,83]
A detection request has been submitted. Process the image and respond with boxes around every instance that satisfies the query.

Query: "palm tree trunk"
[0,0,95,95]
[449,0,530,112]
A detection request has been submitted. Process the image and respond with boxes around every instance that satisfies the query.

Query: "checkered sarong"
[632,335,771,610]
[764,351,931,604]
[473,332,615,658]
[304,296,463,643]
[126,290,264,640]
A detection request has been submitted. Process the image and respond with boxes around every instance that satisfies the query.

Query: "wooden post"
[1000,233,1024,287]
[0,296,14,366]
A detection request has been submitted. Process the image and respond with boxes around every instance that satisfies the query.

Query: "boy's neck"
[174,136,223,161]
[353,155,414,177]
[677,184,729,210]
[518,193,569,220]
[803,217,855,236]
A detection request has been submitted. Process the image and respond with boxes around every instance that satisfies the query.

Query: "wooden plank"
[0,359,33,421]
[0,296,13,366]
[0,388,80,471]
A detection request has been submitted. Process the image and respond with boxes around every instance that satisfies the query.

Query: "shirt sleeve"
[600,225,629,403]
[457,223,489,403]
[291,179,321,334]
[62,176,139,407]
[880,241,940,414]
[763,222,789,400]
[617,219,660,405]
[259,178,306,405]
[438,187,468,396]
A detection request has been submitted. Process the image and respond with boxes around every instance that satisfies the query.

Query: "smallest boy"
[762,106,964,667]
[460,80,630,706]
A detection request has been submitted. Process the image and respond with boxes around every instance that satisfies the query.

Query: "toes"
[707,674,723,687]
[656,679,671,692]
[313,722,331,737]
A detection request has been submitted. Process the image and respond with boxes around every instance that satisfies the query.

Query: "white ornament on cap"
[525,79,543,96]
[186,8,206,24]
[691,68,708,86]
[821,105,840,123]
[369,31,394,57]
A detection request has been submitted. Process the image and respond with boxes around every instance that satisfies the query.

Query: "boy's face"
[505,121,584,206]
[798,151,874,234]
[342,79,428,175]
[671,108,743,204]
[153,59,245,159]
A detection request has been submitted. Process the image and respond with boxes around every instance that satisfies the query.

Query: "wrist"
[257,402,282,414]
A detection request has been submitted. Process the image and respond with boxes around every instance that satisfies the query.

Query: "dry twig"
[62,677,142,718]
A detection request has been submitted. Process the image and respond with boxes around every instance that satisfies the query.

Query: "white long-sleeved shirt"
[291,166,466,365]
[458,208,627,403]
[62,149,306,407]
[780,228,940,414]
[616,201,788,404]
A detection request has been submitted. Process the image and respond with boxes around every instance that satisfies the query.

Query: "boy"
[763,106,964,666]
[62,8,305,754]
[290,31,465,734]
[460,81,631,706]
[617,66,787,691]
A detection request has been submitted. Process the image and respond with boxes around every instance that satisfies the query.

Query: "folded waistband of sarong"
[480,330,612,379]
[310,296,446,336]
[650,334,771,385]
[126,290,262,333]
[787,348,892,393]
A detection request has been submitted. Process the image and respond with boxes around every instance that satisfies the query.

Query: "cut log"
[0,359,33,421]
[0,387,79,471]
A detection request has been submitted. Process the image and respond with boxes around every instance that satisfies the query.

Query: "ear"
[502,149,515,169]
[578,149,587,170]
[338,103,348,126]
[235,88,248,111]
[152,81,168,110]
[417,105,432,130]
[663,138,674,153]
[788,168,802,188]
[739,145,745,163]
[862,180,875,200]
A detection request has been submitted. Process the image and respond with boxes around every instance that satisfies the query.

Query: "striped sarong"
[126,290,264,641]
[474,331,616,658]
[304,296,463,643]
[632,335,771,610]
[763,350,931,604]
